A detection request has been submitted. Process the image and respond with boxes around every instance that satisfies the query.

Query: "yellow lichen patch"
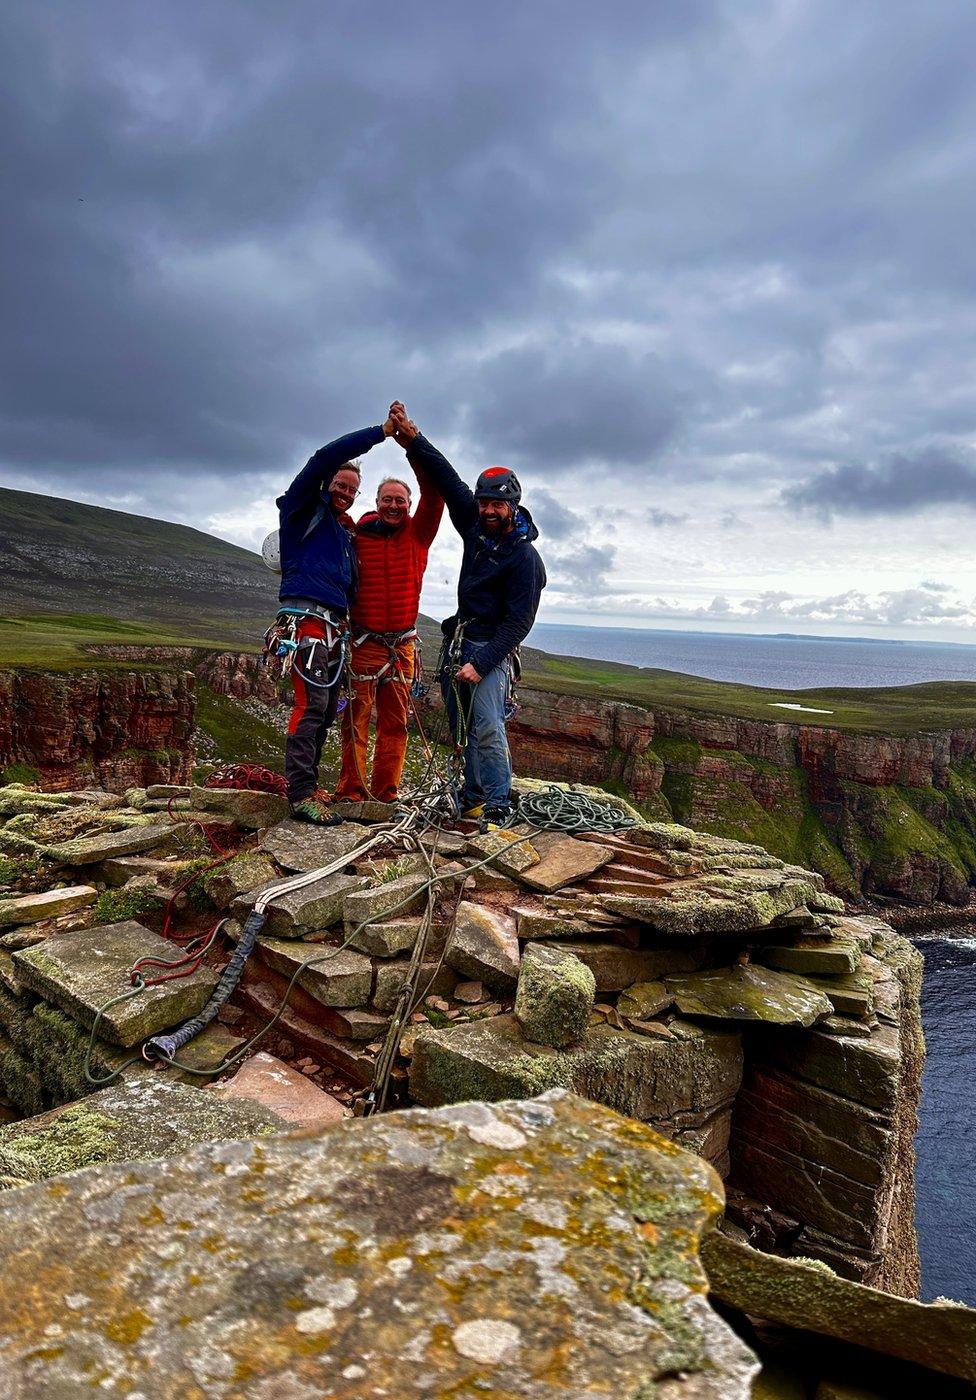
[104,1308,153,1346]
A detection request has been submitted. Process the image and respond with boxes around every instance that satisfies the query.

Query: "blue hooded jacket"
[405,433,546,675]
[276,425,384,612]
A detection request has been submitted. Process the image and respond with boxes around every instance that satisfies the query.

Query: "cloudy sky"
[4,1,976,643]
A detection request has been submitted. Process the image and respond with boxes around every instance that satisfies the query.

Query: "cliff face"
[0,669,194,791]
[507,689,976,905]
[84,646,280,703]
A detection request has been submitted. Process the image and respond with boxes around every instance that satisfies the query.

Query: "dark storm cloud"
[3,0,976,552]
[785,447,976,519]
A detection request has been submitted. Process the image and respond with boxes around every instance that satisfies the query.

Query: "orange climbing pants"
[335,638,414,803]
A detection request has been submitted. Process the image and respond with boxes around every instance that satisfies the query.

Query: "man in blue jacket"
[277,412,398,823]
[390,405,546,828]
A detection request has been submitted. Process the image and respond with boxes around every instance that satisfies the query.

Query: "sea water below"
[528,623,976,690]
[913,934,976,1305]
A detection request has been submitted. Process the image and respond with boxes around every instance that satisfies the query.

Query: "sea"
[527,623,976,690]
[526,622,976,1302]
[913,935,976,1304]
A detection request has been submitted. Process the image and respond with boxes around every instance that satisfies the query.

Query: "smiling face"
[328,466,361,514]
[376,479,411,527]
[477,498,514,534]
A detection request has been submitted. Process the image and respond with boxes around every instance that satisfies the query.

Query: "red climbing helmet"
[474,466,522,504]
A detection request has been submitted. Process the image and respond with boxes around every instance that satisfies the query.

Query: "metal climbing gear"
[265,605,348,689]
[347,627,418,686]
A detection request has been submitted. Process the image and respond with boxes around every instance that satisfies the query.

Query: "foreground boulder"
[0,1090,758,1396]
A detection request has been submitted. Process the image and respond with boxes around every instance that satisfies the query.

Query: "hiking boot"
[291,795,342,826]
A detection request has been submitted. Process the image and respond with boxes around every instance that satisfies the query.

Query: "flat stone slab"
[12,921,218,1048]
[254,935,373,1009]
[343,874,428,931]
[0,1076,284,1186]
[466,829,540,876]
[617,980,672,1021]
[213,1051,347,1128]
[517,837,614,892]
[599,875,819,935]
[666,965,833,1027]
[0,1090,758,1397]
[99,857,183,888]
[203,853,279,909]
[189,786,290,829]
[799,967,875,1018]
[539,939,706,992]
[703,1230,976,1385]
[0,886,96,927]
[411,1014,743,1139]
[757,935,861,976]
[47,823,189,866]
[446,902,520,991]
[348,916,421,958]
[233,871,366,938]
[258,818,365,873]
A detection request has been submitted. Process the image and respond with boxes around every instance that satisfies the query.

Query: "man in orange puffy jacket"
[334,406,444,803]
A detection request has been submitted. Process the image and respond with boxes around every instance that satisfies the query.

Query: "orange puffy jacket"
[351,466,444,633]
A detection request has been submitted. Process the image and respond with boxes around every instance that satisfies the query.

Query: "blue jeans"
[442,639,512,812]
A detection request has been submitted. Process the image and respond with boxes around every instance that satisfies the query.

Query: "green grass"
[194,687,286,766]
[0,614,254,669]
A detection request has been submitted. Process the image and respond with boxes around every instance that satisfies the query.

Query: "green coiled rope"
[515,785,636,834]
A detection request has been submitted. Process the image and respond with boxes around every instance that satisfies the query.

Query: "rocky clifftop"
[507,687,976,905]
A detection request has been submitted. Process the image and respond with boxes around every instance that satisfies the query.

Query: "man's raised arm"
[278,422,392,515]
[391,408,477,536]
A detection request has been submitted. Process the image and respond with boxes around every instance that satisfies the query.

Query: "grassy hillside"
[0,486,277,646]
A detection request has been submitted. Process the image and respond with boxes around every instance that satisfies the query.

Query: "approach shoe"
[479,806,513,833]
[461,803,485,820]
[291,795,342,827]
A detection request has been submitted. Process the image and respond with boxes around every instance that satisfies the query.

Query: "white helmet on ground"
[261,529,281,573]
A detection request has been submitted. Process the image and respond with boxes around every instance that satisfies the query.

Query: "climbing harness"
[347,627,417,686]
[264,606,349,690]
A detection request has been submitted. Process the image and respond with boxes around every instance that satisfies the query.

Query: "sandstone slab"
[233,871,366,938]
[343,873,428,931]
[411,1014,743,1146]
[203,853,279,909]
[515,943,595,1047]
[703,1230,976,1385]
[666,966,833,1027]
[540,938,706,992]
[517,836,614,892]
[258,818,365,872]
[48,823,189,866]
[600,875,818,935]
[212,1051,347,1127]
[757,935,860,976]
[348,916,422,958]
[190,786,290,828]
[0,885,96,927]
[799,967,875,1018]
[618,980,672,1021]
[0,1090,758,1397]
[254,935,372,1008]
[372,959,457,1013]
[446,901,520,991]
[0,1075,283,1186]
[99,856,182,887]
[12,921,218,1048]
[466,828,539,876]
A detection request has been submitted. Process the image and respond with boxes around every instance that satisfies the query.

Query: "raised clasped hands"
[386,400,418,447]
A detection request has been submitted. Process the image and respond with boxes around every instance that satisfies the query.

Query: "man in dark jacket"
[276,413,397,823]
[390,405,546,827]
